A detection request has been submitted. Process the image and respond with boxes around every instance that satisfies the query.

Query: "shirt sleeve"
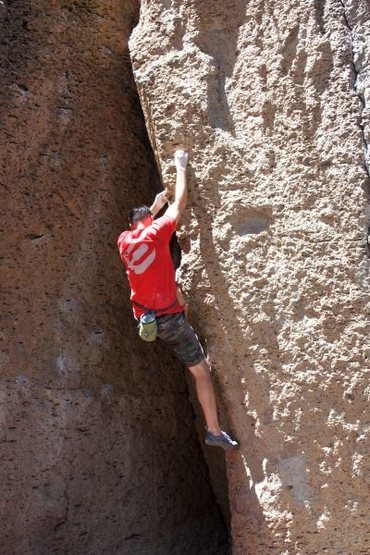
[148,214,176,243]
[117,231,128,261]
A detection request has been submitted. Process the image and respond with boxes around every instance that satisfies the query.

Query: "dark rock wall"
[130,0,370,553]
[0,1,227,553]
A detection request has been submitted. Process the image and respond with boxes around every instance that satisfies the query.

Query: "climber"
[117,150,239,450]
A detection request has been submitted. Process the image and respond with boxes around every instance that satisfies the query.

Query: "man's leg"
[188,358,239,449]
[187,358,221,435]
[156,313,239,449]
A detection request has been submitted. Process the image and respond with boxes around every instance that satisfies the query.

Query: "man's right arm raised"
[165,150,188,225]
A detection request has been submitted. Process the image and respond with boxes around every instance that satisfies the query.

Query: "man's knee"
[188,357,210,378]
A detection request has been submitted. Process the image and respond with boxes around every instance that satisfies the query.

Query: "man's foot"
[205,430,239,450]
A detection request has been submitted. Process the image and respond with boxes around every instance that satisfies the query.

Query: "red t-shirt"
[117,214,183,318]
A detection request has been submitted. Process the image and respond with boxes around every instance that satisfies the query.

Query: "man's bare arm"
[166,150,188,225]
[150,189,169,217]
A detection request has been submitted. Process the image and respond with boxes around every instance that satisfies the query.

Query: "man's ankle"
[207,427,221,435]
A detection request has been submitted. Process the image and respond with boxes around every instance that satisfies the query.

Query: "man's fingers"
[174,150,188,169]
[175,150,188,159]
[155,189,169,207]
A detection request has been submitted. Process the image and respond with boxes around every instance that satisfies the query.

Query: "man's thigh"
[156,312,205,367]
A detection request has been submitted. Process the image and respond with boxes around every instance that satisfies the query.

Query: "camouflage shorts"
[156,312,205,367]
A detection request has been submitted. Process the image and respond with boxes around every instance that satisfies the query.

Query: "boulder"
[130,1,370,552]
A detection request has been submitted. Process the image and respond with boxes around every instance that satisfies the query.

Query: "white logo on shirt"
[124,243,156,275]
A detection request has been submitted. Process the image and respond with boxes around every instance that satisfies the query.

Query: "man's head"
[128,205,153,229]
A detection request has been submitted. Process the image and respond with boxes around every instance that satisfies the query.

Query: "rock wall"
[130,1,370,553]
[0,1,227,553]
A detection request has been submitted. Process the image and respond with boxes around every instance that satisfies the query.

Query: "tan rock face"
[130,0,370,553]
[1,1,227,553]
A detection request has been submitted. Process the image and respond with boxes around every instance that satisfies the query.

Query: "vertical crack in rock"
[339,0,370,175]
[339,0,370,256]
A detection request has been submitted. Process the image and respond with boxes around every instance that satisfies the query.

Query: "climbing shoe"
[205,430,239,450]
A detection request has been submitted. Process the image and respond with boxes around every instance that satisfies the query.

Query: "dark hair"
[128,205,152,226]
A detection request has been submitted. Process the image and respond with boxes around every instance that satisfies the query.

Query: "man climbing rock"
[117,150,238,450]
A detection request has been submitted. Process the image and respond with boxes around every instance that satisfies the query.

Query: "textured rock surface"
[0,1,227,553]
[130,0,370,553]
[345,0,370,175]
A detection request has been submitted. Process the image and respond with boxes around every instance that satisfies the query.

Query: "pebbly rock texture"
[0,1,227,554]
[345,0,370,176]
[130,0,370,553]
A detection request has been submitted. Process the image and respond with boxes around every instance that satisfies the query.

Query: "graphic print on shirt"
[124,242,156,275]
